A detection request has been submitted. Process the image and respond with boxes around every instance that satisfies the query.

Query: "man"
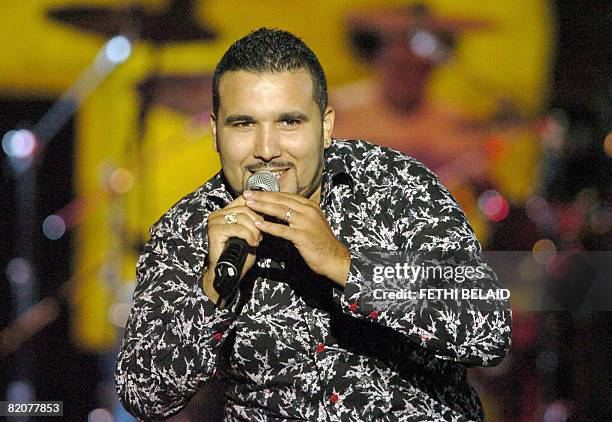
[332,3,494,183]
[116,28,511,421]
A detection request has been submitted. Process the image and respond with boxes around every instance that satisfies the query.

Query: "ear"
[322,106,335,149]
[210,114,219,152]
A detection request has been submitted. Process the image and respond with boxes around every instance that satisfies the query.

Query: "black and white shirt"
[116,139,511,421]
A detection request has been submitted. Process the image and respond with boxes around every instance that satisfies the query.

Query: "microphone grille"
[246,171,280,192]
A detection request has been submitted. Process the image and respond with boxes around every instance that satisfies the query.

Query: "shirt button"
[348,302,359,312]
[315,343,326,353]
[212,332,223,341]
[369,310,380,319]
[329,393,340,404]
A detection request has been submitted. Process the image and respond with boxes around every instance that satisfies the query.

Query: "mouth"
[267,168,290,180]
[249,167,291,181]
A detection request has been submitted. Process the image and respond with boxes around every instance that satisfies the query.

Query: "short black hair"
[212,28,328,116]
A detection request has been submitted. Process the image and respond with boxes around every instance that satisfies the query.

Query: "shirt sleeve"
[334,160,512,367]
[115,218,237,420]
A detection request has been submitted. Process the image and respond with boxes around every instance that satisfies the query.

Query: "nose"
[253,124,281,161]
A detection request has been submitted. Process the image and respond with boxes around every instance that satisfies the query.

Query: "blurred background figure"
[332,2,545,246]
[333,2,493,173]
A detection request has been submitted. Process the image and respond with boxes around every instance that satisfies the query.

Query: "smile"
[267,168,289,180]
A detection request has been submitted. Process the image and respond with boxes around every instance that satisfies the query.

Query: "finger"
[209,212,264,237]
[245,199,302,223]
[208,207,263,247]
[210,206,264,225]
[209,220,261,247]
[224,195,247,208]
[254,220,296,242]
[245,190,314,209]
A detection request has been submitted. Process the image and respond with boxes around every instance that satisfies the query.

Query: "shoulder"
[329,139,472,235]
[148,172,229,245]
[328,138,444,193]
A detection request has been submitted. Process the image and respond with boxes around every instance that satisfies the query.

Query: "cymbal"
[137,74,213,115]
[47,0,216,43]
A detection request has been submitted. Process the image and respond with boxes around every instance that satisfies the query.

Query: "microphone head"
[246,171,280,192]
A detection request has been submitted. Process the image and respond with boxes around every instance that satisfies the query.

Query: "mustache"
[245,162,295,172]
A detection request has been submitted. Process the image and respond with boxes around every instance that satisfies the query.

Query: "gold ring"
[224,213,238,225]
[284,208,294,223]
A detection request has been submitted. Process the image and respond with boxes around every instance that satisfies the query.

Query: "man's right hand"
[202,196,264,304]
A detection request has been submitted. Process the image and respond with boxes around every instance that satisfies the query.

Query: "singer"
[116,28,511,421]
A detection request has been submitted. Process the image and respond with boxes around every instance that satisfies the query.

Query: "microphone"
[213,171,280,306]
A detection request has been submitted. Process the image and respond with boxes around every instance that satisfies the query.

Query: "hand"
[203,196,264,303]
[243,190,350,287]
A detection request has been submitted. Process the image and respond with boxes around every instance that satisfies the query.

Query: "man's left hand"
[244,190,350,287]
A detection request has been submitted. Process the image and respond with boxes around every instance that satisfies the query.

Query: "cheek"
[219,137,250,166]
[293,144,324,177]
[218,142,251,186]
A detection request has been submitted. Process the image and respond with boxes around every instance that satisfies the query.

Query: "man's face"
[211,69,334,201]
[374,31,435,111]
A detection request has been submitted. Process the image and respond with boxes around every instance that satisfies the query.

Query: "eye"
[279,119,300,127]
[233,121,254,128]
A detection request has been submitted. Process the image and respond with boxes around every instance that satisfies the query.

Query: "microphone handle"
[213,237,250,306]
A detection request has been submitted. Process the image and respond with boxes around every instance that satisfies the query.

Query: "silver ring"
[224,213,238,225]
[283,208,294,224]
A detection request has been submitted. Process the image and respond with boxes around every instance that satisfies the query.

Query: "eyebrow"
[224,115,255,125]
[278,111,309,122]
[224,111,310,125]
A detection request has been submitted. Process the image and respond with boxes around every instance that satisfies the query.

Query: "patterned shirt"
[116,139,512,421]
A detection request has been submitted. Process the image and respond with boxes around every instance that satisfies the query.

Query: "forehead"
[217,70,317,115]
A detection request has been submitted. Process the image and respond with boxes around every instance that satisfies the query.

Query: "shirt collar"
[321,139,354,207]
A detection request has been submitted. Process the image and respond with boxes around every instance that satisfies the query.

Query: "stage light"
[532,238,556,265]
[1,130,16,155]
[2,129,37,158]
[525,195,554,228]
[109,167,135,194]
[104,35,131,64]
[410,31,437,58]
[604,132,612,158]
[6,257,32,285]
[42,214,66,240]
[543,401,569,422]
[478,190,510,222]
[6,380,33,402]
[109,302,131,328]
[87,408,113,422]
[116,281,136,303]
